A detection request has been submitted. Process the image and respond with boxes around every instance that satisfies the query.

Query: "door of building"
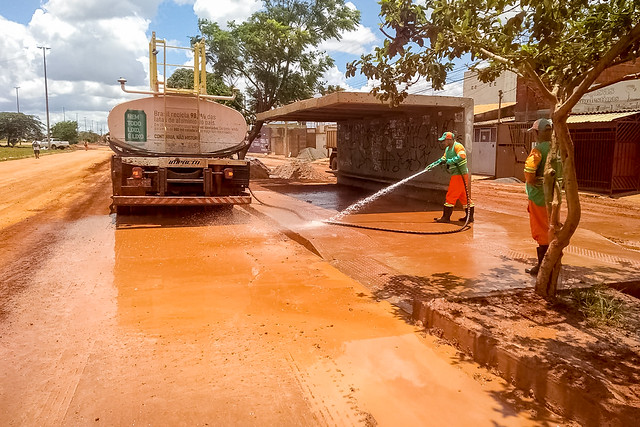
[473,127,496,176]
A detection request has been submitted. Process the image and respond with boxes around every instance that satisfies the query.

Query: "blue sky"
[0,0,463,133]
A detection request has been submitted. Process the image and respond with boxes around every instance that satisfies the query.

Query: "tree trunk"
[238,119,265,160]
[535,116,581,299]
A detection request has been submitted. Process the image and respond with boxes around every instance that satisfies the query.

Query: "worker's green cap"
[528,118,552,132]
[438,131,455,141]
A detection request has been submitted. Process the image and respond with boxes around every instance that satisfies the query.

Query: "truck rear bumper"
[112,195,251,206]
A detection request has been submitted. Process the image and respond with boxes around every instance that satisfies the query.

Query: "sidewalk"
[244,179,640,426]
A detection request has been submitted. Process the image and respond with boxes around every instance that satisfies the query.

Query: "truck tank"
[107,32,251,213]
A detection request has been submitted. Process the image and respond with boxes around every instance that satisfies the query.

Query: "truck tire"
[51,144,56,150]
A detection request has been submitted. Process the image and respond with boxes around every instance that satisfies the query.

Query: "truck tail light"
[131,167,144,179]
[223,168,234,179]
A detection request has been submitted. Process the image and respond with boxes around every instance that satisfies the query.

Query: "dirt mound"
[296,147,327,161]
[249,158,271,179]
[270,159,329,181]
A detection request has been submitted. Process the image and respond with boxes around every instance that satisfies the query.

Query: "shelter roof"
[567,110,640,123]
[256,91,473,122]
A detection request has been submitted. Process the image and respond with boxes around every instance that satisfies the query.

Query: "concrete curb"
[411,298,638,427]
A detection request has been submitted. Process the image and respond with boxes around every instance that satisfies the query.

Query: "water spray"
[247,157,471,236]
[324,159,472,235]
[326,159,441,223]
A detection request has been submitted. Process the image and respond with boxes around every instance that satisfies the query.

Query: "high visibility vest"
[441,142,468,175]
[524,141,563,206]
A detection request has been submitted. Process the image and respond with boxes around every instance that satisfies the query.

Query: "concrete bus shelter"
[256,92,474,203]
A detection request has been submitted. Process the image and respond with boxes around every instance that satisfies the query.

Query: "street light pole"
[37,46,51,143]
[14,87,20,113]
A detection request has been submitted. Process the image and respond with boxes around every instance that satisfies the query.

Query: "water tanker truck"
[107,32,250,214]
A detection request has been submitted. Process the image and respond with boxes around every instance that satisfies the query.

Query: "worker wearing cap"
[433,131,474,223]
[524,118,562,275]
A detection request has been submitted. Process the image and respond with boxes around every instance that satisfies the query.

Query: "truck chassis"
[111,156,251,211]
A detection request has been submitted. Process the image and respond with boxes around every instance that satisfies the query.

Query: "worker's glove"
[426,158,443,170]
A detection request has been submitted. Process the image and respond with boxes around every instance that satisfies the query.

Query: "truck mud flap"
[112,195,251,206]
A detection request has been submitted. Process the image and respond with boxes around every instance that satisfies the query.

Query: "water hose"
[249,159,472,235]
[248,186,306,219]
[324,160,472,235]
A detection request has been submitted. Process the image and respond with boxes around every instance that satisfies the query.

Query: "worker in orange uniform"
[523,118,562,275]
[433,131,474,223]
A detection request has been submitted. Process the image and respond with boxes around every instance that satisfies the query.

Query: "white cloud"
[0,1,160,132]
[321,24,378,55]
[323,66,349,88]
[193,0,261,27]
[43,0,163,21]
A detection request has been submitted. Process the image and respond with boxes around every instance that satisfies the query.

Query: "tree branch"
[520,60,557,106]
[558,23,640,116]
[478,47,510,65]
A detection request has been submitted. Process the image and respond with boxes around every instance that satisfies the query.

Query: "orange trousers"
[444,174,472,208]
[527,200,550,245]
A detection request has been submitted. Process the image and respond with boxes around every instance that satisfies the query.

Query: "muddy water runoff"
[0,207,551,426]
[0,151,551,425]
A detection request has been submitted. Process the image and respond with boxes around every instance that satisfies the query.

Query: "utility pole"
[14,87,20,113]
[37,46,51,143]
[84,116,87,132]
[63,107,65,121]
[495,89,504,179]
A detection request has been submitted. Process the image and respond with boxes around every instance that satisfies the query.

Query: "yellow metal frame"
[148,31,207,96]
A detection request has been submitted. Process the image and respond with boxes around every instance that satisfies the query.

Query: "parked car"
[38,139,70,150]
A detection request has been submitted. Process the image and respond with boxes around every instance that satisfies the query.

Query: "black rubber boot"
[458,207,474,223]
[435,206,453,223]
[526,245,549,275]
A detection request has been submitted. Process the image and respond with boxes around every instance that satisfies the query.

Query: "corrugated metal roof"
[474,102,516,115]
[473,117,515,126]
[567,111,640,123]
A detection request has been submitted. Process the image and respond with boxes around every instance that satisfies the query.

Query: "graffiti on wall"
[338,114,459,178]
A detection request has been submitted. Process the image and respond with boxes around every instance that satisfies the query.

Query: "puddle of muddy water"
[265,183,439,214]
[113,205,252,229]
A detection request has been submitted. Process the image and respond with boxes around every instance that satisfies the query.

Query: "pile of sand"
[270,159,330,181]
[249,158,271,179]
[296,147,327,161]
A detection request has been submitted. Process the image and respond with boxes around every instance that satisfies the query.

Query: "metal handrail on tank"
[117,31,236,101]
[115,32,240,151]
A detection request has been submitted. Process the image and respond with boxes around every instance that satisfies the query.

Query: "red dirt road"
[0,149,564,425]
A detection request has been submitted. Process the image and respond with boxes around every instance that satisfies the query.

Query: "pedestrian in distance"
[432,131,474,223]
[84,141,88,151]
[32,140,40,159]
[523,118,562,275]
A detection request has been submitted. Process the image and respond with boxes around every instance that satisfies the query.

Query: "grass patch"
[0,144,37,161]
[570,283,625,326]
[0,142,63,162]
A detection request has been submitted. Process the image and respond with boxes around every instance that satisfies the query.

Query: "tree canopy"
[347,0,640,298]
[0,113,44,146]
[166,68,245,114]
[194,0,360,157]
[79,130,101,143]
[51,120,79,144]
